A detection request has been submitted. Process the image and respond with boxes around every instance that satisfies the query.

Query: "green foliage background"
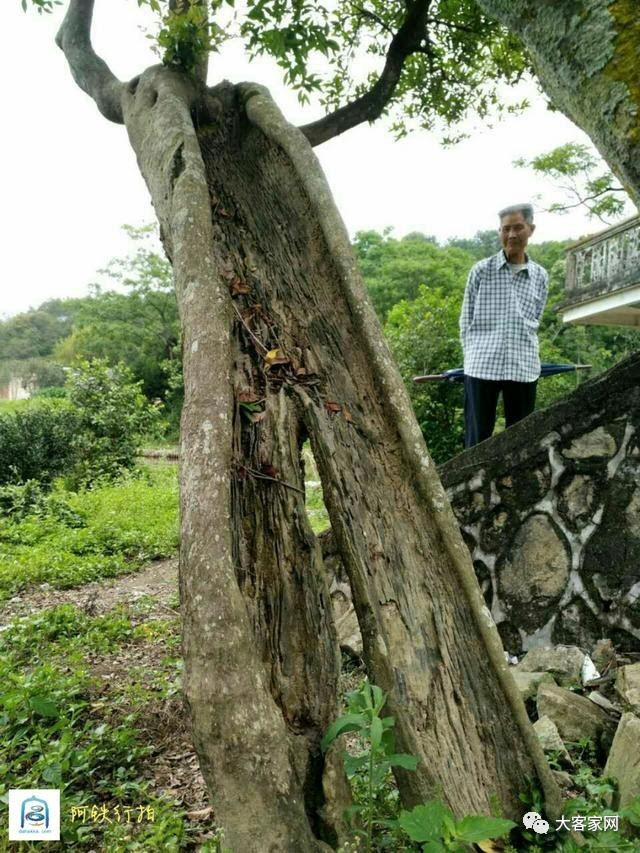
[2,224,638,465]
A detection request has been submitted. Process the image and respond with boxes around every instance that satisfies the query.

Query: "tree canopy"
[24,0,536,146]
[515,142,632,225]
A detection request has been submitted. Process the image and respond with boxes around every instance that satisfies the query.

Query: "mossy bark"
[475,0,640,207]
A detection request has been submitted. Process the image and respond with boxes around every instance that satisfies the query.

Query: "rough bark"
[119,70,340,851]
[208,83,562,822]
[474,0,640,209]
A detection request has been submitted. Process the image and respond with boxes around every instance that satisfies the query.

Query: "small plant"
[397,800,515,851]
[324,681,515,852]
[322,680,417,850]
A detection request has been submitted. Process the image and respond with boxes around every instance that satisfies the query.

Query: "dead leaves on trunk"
[229,269,354,431]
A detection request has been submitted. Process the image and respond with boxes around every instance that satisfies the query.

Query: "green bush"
[385,285,465,464]
[66,360,158,486]
[0,402,80,486]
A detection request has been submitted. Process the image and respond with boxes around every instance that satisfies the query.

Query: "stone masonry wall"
[439,352,640,656]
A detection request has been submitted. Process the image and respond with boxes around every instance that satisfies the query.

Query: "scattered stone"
[615,663,640,714]
[518,645,585,686]
[604,713,640,807]
[533,715,572,766]
[537,683,617,745]
[592,639,616,674]
[512,670,556,701]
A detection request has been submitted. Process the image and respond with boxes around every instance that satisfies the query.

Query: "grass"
[0,398,66,415]
[0,463,228,850]
[302,442,330,534]
[0,464,178,602]
[0,602,212,851]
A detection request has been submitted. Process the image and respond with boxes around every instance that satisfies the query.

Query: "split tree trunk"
[117,68,561,846]
[122,71,343,851]
[200,81,560,819]
[57,19,561,843]
[474,0,640,208]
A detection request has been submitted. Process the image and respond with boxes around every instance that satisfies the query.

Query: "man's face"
[499,211,535,257]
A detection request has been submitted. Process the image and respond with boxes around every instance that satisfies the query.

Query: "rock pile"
[512,643,640,806]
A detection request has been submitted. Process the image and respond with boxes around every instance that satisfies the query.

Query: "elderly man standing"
[459,203,548,448]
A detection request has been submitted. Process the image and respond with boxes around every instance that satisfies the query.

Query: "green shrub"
[66,360,158,486]
[0,402,80,486]
[0,479,46,518]
[32,385,67,399]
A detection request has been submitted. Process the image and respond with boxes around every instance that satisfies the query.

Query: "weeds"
[0,464,178,601]
[325,681,514,852]
[0,601,185,849]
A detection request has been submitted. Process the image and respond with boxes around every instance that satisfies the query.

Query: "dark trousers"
[464,376,537,449]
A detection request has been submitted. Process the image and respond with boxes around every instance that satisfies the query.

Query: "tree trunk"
[474,0,640,208]
[205,82,560,820]
[91,66,561,846]
[121,70,341,851]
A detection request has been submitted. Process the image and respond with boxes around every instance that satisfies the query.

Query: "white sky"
[0,0,624,319]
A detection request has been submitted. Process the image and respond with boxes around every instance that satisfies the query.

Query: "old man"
[459,203,548,448]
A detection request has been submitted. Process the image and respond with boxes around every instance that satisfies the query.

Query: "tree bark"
[120,70,342,851]
[474,0,640,209]
[202,82,561,822]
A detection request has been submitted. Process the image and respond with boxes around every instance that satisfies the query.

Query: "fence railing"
[565,216,640,299]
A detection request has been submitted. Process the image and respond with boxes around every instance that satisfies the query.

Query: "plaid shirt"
[459,250,548,382]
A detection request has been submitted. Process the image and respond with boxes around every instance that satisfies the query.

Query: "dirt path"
[0,557,179,624]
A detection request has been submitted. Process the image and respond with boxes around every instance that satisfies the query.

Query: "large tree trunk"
[56,3,562,835]
[121,71,343,851]
[115,67,562,844]
[474,0,640,208]
[207,82,562,818]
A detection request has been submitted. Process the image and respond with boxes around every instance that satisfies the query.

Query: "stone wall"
[439,352,640,656]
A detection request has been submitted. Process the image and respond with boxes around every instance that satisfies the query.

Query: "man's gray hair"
[498,203,534,224]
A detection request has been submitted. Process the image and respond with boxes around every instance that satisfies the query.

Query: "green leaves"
[398,801,515,848]
[398,801,452,842]
[30,695,60,719]
[514,142,631,224]
[323,680,420,848]
[135,0,531,138]
[20,0,61,13]
[321,713,368,752]
[456,815,516,842]
[65,359,158,486]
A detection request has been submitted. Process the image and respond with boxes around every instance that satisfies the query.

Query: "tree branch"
[352,4,395,37]
[56,0,125,124]
[299,0,430,147]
